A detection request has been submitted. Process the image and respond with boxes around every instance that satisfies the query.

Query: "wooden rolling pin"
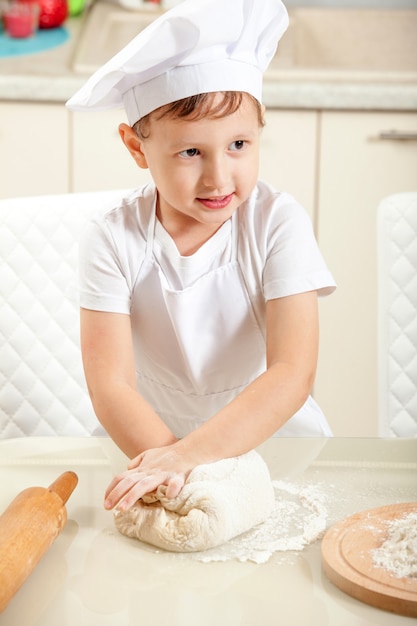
[0,471,78,613]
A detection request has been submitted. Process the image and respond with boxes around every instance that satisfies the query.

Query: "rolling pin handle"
[48,471,78,504]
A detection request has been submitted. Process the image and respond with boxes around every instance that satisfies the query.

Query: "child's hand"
[103,444,193,511]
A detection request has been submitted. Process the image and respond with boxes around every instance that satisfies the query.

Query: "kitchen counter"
[0,16,86,103]
[0,437,416,626]
[0,6,416,111]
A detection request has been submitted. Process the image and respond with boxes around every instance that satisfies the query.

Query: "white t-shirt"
[79,180,336,437]
[79,180,335,316]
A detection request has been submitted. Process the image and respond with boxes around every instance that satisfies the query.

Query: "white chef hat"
[66,0,289,125]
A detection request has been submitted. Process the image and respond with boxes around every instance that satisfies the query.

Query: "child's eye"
[179,148,200,158]
[229,140,246,151]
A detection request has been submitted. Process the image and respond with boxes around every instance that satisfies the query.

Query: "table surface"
[0,437,416,626]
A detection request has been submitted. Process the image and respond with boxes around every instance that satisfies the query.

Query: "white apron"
[130,206,332,438]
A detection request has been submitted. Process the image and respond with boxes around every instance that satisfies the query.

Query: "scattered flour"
[372,511,417,579]
[187,480,328,564]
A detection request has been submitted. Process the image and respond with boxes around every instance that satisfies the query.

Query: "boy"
[67,0,336,511]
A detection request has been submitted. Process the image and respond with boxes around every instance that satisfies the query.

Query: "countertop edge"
[1,75,417,111]
[262,81,417,112]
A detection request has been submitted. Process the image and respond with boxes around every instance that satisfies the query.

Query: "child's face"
[135,93,262,231]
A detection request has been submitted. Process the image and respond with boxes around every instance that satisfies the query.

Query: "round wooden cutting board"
[321,502,417,617]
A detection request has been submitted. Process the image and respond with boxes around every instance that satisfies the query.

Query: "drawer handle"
[376,130,417,141]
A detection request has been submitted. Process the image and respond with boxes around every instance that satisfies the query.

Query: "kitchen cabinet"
[260,109,318,221]
[314,111,417,437]
[70,110,153,192]
[0,103,69,198]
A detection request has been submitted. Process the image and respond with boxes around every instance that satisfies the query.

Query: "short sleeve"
[263,194,336,300]
[238,183,336,303]
[78,189,150,313]
[79,217,131,313]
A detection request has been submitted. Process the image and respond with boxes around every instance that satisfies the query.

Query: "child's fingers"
[164,474,186,499]
[104,472,164,510]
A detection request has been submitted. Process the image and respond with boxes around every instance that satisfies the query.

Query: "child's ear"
[119,123,148,169]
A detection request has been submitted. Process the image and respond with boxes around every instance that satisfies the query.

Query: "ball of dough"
[114,450,275,552]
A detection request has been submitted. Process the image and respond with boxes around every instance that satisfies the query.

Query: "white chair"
[377,192,417,437]
[0,190,129,438]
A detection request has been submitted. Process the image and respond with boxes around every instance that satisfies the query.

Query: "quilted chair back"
[378,192,417,437]
[0,190,128,438]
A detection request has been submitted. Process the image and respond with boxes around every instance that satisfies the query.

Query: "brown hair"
[133,91,264,139]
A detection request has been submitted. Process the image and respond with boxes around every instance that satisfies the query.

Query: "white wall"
[284,1,417,7]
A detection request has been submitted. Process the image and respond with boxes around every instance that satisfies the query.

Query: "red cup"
[3,1,39,38]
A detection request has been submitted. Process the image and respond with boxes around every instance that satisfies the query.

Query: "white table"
[0,437,416,626]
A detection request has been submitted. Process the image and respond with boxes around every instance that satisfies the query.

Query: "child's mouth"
[198,194,234,209]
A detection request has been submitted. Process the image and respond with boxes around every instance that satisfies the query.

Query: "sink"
[73,3,417,83]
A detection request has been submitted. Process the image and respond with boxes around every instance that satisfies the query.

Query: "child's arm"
[104,290,319,511]
[80,308,178,458]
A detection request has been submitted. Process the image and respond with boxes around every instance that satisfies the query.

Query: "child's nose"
[202,155,229,190]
